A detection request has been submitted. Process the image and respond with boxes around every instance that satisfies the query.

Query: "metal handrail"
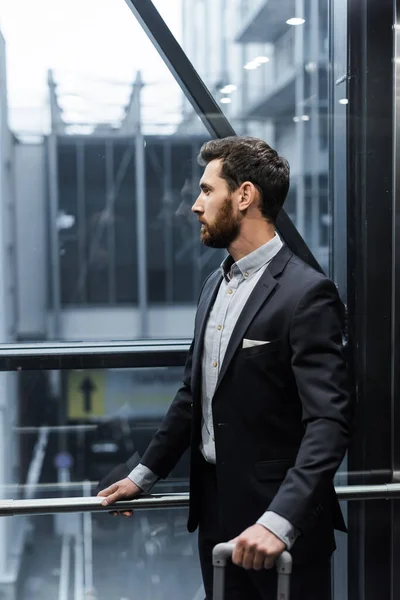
[1,483,400,517]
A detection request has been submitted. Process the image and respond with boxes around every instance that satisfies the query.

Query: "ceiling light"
[339,98,349,105]
[56,211,75,230]
[305,61,317,73]
[244,61,260,70]
[220,97,232,104]
[286,17,305,25]
[301,115,310,121]
[220,84,237,94]
[293,116,300,123]
[244,56,270,70]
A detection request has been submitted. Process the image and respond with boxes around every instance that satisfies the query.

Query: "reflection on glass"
[14,367,187,494]
[16,509,202,599]
[0,366,196,598]
[0,0,226,344]
[172,0,332,273]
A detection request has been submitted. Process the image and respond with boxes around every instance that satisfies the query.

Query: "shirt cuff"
[128,463,159,494]
[256,511,300,550]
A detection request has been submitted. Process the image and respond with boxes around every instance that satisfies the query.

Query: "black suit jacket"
[140,245,352,563]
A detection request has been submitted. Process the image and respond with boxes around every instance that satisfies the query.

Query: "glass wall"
[57,136,211,307]
[167,0,334,274]
[0,0,398,599]
[5,365,196,599]
[0,0,343,346]
[0,0,225,344]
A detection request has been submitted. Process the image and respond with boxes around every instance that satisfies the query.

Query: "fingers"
[242,546,256,570]
[231,539,276,570]
[231,525,285,570]
[109,510,133,518]
[232,543,244,567]
[253,551,266,571]
[97,483,118,498]
[263,557,275,570]
[100,489,123,506]
[97,478,138,516]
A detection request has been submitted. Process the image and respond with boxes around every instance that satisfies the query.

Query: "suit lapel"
[191,269,222,395]
[214,269,277,391]
[215,245,293,393]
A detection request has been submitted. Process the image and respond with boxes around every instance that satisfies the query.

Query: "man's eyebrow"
[200,181,213,190]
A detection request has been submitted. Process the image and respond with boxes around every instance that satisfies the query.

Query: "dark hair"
[197,136,290,223]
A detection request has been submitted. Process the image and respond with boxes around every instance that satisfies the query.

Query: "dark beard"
[200,197,240,248]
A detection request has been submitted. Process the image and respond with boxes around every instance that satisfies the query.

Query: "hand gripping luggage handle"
[212,542,292,600]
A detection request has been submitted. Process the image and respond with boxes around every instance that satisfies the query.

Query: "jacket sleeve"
[267,278,353,533]
[139,339,195,478]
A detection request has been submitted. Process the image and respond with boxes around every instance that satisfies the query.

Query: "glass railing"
[12,504,202,600]
[0,487,398,600]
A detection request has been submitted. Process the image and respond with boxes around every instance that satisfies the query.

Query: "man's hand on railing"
[94,451,142,496]
[97,478,142,517]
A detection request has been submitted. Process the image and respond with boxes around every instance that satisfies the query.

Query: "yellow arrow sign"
[67,371,105,419]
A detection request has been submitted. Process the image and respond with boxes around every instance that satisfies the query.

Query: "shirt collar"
[220,233,282,280]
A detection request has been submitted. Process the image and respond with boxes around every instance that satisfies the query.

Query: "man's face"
[192,159,241,248]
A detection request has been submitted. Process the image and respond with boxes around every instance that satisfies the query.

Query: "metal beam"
[124,0,234,139]
[124,0,323,274]
[0,340,190,371]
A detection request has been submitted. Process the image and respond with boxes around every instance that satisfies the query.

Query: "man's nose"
[192,195,203,214]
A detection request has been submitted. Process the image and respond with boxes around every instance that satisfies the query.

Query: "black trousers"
[197,456,332,600]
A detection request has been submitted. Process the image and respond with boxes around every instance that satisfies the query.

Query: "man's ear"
[238,182,257,211]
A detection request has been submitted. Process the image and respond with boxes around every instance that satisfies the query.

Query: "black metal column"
[392,1,400,597]
[347,0,394,598]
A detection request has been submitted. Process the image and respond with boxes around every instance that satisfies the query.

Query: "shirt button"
[217,325,222,331]
[244,272,249,277]
[213,361,218,367]
[228,289,233,295]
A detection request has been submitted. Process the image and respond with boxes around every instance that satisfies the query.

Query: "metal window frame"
[0,341,190,371]
[393,0,400,596]
[346,0,395,598]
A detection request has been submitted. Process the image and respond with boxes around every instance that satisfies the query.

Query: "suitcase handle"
[212,542,292,600]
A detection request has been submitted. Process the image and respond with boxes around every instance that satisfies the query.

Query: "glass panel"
[12,367,187,491]
[165,0,336,275]
[0,498,363,600]
[0,0,225,344]
[0,366,383,599]
[11,508,202,599]
[0,366,195,597]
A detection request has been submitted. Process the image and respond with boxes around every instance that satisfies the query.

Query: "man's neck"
[228,226,276,262]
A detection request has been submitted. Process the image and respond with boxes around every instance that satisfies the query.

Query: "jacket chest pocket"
[239,339,281,359]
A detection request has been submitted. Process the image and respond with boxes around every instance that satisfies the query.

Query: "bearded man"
[98,136,351,600]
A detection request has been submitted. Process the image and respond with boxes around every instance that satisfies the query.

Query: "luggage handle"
[212,542,292,600]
